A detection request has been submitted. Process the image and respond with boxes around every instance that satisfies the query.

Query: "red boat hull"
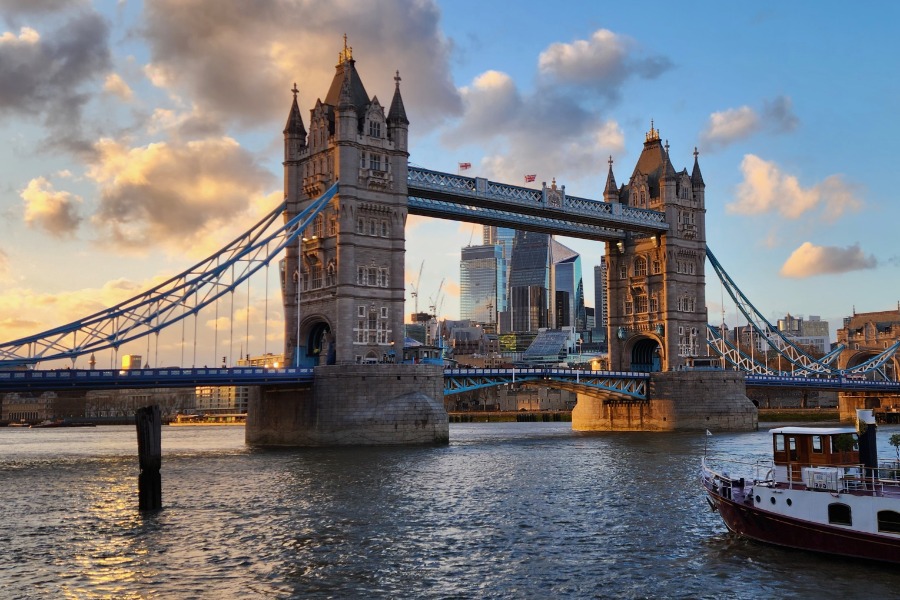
[706,486,900,565]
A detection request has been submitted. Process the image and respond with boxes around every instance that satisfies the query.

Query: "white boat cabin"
[770,426,860,486]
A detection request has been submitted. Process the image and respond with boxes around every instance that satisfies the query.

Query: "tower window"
[368,121,382,139]
[369,153,382,172]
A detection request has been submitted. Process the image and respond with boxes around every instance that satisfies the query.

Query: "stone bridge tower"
[282,40,409,367]
[605,125,708,372]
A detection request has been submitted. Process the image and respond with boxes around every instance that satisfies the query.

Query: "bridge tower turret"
[281,38,409,367]
[606,124,708,372]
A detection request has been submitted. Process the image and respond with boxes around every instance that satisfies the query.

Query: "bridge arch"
[627,335,663,373]
[298,316,333,367]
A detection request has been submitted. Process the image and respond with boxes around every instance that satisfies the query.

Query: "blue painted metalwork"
[443,367,649,399]
[0,184,338,368]
[706,247,899,378]
[407,167,668,238]
[0,366,313,392]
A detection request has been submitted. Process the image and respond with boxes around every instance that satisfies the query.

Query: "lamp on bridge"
[616,241,624,253]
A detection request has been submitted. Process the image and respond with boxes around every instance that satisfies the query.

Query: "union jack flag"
[524,174,536,183]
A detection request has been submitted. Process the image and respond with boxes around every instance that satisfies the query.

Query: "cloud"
[780,242,877,278]
[0,0,88,15]
[537,29,672,100]
[20,176,83,237]
[103,72,133,101]
[139,0,461,131]
[728,154,863,221]
[0,248,9,282]
[701,95,798,148]
[0,11,111,153]
[87,137,277,255]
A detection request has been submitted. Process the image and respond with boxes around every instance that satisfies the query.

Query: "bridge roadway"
[1,367,897,397]
[406,166,669,242]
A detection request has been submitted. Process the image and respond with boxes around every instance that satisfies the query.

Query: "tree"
[890,433,900,463]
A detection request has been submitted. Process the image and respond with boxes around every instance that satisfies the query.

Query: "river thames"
[3,422,900,599]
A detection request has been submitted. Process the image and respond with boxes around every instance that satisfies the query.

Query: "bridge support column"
[246,365,449,446]
[572,371,757,431]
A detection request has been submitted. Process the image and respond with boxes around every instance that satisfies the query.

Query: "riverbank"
[449,411,571,423]
[757,408,839,422]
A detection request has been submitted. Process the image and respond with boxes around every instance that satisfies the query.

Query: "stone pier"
[572,371,757,432]
[246,365,449,446]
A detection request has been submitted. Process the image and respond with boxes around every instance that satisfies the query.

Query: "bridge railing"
[407,166,667,232]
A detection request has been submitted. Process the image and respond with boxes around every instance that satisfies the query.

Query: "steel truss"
[0,184,338,367]
[407,166,668,236]
[443,368,648,399]
[706,247,899,378]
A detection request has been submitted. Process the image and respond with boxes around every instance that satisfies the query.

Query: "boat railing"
[782,463,900,496]
[702,456,773,486]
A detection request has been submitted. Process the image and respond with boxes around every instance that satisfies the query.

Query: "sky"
[1,0,898,368]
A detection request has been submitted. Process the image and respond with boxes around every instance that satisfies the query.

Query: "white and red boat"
[701,409,900,564]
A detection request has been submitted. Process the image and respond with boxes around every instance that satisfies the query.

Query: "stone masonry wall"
[246,364,448,446]
[572,371,757,432]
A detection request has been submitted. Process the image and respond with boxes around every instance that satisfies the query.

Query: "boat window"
[775,435,785,452]
[878,511,900,534]
[828,503,852,526]
[789,437,798,461]
[812,435,823,453]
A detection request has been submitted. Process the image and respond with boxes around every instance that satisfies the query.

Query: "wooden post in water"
[135,405,162,510]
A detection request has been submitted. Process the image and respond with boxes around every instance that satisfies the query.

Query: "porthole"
[770,497,776,505]
[755,495,761,503]
[786,499,792,507]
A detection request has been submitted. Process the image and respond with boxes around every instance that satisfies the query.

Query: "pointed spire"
[283,82,307,137]
[691,146,705,186]
[604,155,618,196]
[388,70,409,125]
[662,139,676,179]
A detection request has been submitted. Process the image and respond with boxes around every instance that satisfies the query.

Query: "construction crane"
[410,260,424,315]
[429,278,445,317]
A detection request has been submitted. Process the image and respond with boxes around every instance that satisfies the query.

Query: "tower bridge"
[2,42,898,442]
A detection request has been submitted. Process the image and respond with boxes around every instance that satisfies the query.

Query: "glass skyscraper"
[551,238,585,331]
[460,244,506,329]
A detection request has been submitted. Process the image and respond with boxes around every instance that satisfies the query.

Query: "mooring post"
[135,405,162,511]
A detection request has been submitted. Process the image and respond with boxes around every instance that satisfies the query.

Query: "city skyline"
[1,1,899,368]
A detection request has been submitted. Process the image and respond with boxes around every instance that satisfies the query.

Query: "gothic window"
[368,219,377,236]
[326,261,336,287]
[357,217,365,234]
[379,268,389,287]
[625,300,633,315]
[368,267,378,286]
[640,189,646,207]
[360,153,366,169]
[619,263,627,279]
[357,266,366,285]
[329,216,337,236]
[652,259,661,275]
[381,220,388,237]
[311,264,322,289]
[634,257,647,277]
[368,120,382,139]
[301,267,309,292]
[312,216,323,238]
[358,305,366,317]
[369,153,382,172]
[635,295,648,313]
[649,296,659,313]
[368,308,378,344]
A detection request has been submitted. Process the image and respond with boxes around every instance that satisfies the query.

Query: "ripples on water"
[3,422,900,599]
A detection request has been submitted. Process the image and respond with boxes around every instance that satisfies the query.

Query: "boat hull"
[704,483,900,564]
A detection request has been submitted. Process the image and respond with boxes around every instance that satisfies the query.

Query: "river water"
[3,422,900,599]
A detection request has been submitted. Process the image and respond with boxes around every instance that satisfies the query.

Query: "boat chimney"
[856,408,878,472]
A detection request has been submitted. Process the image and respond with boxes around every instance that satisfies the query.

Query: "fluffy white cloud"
[780,242,877,278]
[728,154,862,221]
[87,137,276,255]
[140,0,461,131]
[21,176,83,237]
[103,72,133,101]
[701,96,798,149]
[537,29,671,98]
